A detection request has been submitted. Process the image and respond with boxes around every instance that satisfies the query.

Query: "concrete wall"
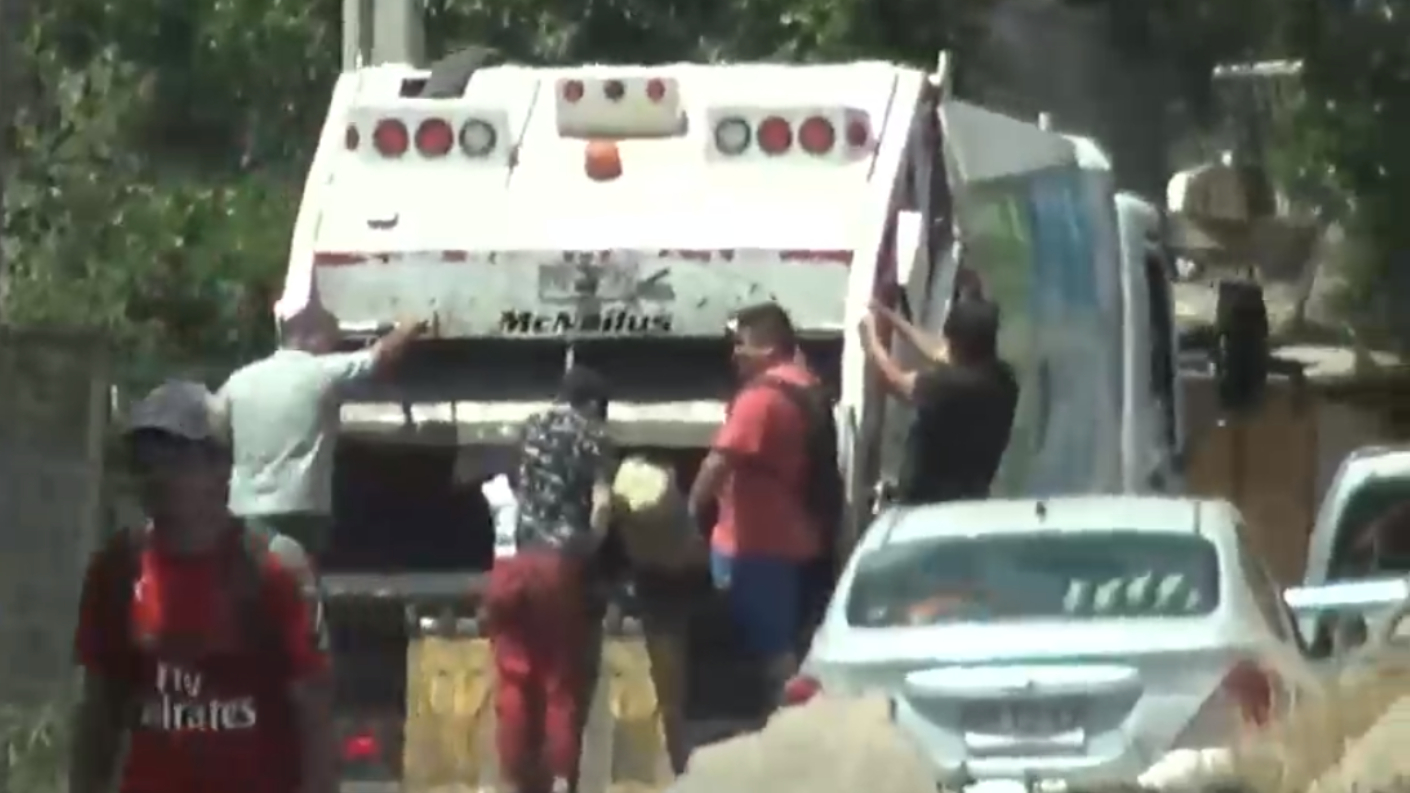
[0,331,109,705]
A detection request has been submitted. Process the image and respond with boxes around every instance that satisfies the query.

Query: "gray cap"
[126,380,223,441]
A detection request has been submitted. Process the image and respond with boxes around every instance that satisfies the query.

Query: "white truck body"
[280,56,1186,548]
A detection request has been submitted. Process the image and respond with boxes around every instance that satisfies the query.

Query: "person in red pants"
[486,367,616,793]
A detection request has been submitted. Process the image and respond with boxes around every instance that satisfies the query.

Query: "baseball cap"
[126,380,224,442]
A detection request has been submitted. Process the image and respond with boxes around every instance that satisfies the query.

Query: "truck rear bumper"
[340,399,727,446]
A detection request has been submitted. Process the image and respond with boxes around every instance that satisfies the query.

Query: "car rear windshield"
[846,532,1221,627]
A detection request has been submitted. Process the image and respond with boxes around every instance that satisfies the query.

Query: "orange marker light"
[585,139,622,182]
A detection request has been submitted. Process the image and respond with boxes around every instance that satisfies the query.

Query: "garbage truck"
[275,30,1268,785]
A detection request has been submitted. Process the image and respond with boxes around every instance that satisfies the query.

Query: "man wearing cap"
[214,307,429,557]
[70,381,336,793]
[859,295,1018,504]
[486,365,618,793]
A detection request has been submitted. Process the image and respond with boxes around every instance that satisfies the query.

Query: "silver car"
[793,496,1314,788]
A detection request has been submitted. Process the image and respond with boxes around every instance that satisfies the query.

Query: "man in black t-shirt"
[859,296,1019,505]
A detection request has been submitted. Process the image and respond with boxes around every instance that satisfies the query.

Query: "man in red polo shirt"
[689,302,823,711]
[69,381,335,793]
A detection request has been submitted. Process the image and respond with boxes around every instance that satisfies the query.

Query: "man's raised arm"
[320,316,432,391]
[870,299,949,365]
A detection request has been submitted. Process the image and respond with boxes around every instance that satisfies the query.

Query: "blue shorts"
[710,551,802,657]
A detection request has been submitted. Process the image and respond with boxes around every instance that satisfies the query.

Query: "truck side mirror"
[1214,278,1269,413]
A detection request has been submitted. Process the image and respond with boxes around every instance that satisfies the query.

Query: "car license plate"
[537,260,641,303]
[965,702,1078,736]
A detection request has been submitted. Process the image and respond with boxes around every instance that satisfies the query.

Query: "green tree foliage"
[1276,0,1410,343]
[3,0,995,373]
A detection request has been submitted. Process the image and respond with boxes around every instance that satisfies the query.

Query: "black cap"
[126,380,223,441]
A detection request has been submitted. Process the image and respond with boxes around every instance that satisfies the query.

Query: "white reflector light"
[459,119,497,157]
[714,117,751,155]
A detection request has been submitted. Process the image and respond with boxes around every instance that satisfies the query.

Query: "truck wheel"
[420,46,506,98]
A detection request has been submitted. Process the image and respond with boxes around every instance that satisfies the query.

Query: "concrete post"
[341,0,365,71]
[371,0,425,67]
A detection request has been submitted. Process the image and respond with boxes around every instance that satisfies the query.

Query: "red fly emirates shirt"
[74,527,330,793]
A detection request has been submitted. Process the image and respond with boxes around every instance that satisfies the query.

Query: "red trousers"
[485,552,589,789]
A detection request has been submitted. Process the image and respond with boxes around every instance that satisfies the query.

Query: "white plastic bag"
[481,474,519,559]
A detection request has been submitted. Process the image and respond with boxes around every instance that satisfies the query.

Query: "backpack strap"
[743,375,831,494]
[754,375,830,421]
[750,376,844,543]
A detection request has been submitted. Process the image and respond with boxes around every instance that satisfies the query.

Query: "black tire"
[419,45,506,98]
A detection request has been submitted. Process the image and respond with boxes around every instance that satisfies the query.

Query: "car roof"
[1339,446,1410,479]
[878,496,1222,546]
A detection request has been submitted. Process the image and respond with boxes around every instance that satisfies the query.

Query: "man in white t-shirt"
[214,306,429,555]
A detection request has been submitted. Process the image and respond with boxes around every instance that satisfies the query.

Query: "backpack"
[103,523,285,674]
[754,376,845,551]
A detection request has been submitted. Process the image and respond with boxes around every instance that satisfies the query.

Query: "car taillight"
[781,674,822,706]
[798,116,836,156]
[1170,660,1280,749]
[757,116,792,156]
[562,79,585,103]
[1223,659,1276,727]
[646,78,668,102]
[373,119,409,157]
[342,732,382,763]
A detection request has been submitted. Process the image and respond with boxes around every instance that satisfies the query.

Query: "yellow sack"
[611,456,705,571]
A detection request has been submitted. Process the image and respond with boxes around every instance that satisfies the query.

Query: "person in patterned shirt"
[485,365,617,793]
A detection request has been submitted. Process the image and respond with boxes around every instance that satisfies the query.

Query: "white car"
[790,496,1315,789]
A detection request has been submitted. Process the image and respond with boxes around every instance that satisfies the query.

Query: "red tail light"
[414,119,454,157]
[757,116,793,155]
[799,117,836,156]
[646,78,668,103]
[562,80,585,103]
[342,732,382,763]
[781,675,822,706]
[1170,660,1280,749]
[1223,660,1276,727]
[372,119,409,157]
[845,118,871,148]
